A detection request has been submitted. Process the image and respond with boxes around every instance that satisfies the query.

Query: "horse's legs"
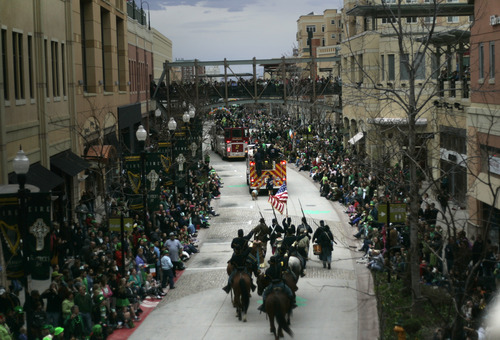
[269,313,276,335]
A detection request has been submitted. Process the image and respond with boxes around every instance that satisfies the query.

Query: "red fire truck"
[246,144,287,194]
[211,126,249,159]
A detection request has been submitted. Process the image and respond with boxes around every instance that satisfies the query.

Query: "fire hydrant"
[394,321,406,340]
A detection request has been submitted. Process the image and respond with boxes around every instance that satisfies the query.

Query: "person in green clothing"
[0,313,12,340]
[74,285,93,335]
[63,305,84,339]
[61,291,75,321]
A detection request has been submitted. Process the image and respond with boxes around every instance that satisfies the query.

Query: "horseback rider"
[252,217,269,255]
[279,225,306,277]
[222,229,257,293]
[269,218,284,255]
[296,228,310,276]
[258,255,297,312]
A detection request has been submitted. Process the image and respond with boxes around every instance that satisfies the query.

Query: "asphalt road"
[128,150,378,340]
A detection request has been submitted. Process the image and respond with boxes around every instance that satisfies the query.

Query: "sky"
[145,0,344,62]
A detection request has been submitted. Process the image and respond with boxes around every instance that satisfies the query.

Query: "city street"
[128,150,378,340]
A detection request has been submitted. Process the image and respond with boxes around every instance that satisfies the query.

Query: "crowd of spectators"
[234,108,499,339]
[0,159,223,340]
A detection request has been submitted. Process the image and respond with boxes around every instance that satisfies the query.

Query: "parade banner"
[0,192,52,280]
[26,193,52,280]
[124,153,170,213]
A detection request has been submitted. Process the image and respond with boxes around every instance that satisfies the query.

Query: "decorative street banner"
[124,152,171,214]
[0,192,52,280]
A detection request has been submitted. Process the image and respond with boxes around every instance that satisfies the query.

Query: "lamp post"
[168,118,177,205]
[13,146,31,336]
[136,125,148,229]
[140,0,151,30]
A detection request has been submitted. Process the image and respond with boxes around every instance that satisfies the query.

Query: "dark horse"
[264,289,294,339]
[257,273,295,339]
[230,270,251,322]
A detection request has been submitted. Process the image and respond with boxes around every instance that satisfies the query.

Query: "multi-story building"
[296,9,342,79]
[340,0,473,208]
[0,0,173,224]
[296,10,343,126]
[0,0,91,223]
[467,0,500,241]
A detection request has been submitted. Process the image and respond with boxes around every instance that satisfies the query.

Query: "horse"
[265,289,294,340]
[257,272,297,297]
[287,255,302,283]
[230,270,252,322]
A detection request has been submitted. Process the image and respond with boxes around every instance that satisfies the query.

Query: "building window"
[12,32,25,100]
[61,43,66,96]
[480,145,500,175]
[388,54,395,81]
[44,38,49,97]
[447,16,459,23]
[331,19,335,25]
[400,54,409,81]
[321,25,325,33]
[431,53,439,79]
[479,43,484,79]
[80,0,89,92]
[331,34,336,39]
[406,17,417,24]
[490,41,495,80]
[1,29,8,101]
[306,25,316,33]
[116,17,125,91]
[51,41,60,97]
[383,0,396,3]
[415,52,425,80]
[424,16,435,24]
[381,55,385,81]
[322,38,325,46]
[382,17,397,24]
[28,35,34,99]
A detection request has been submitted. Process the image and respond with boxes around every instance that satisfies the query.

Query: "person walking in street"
[313,220,336,269]
[164,232,185,274]
[160,250,175,290]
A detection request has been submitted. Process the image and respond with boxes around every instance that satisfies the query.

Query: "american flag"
[268,183,288,214]
[274,184,288,203]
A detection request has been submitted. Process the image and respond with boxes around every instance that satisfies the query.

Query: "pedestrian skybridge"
[152,56,341,113]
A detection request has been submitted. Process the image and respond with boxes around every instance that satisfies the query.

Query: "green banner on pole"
[378,203,407,225]
[27,193,52,280]
[0,192,52,280]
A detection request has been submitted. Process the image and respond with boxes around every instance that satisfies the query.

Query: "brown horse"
[257,272,297,297]
[230,270,252,322]
[265,289,293,339]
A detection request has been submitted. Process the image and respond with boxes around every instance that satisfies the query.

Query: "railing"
[153,81,341,103]
[126,1,147,25]
[438,79,470,99]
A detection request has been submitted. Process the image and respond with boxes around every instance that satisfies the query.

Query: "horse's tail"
[273,294,293,337]
[239,275,250,313]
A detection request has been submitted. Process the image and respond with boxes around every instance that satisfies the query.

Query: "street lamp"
[13,146,31,336]
[135,125,148,230]
[189,108,196,120]
[168,117,177,131]
[182,111,190,124]
[140,0,151,30]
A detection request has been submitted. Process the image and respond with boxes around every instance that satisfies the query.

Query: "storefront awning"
[50,150,90,177]
[85,145,117,161]
[348,131,365,145]
[9,163,64,192]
